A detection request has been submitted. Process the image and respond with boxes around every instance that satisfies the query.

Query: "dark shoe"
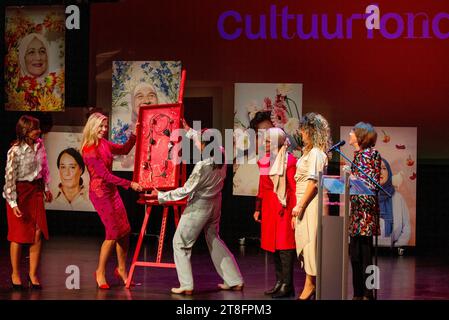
[27,275,42,290]
[272,283,295,298]
[297,287,316,300]
[264,281,282,295]
[11,283,24,291]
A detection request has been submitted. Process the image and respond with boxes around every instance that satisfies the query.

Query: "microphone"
[327,140,345,153]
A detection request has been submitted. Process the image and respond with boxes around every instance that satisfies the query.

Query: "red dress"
[257,153,297,252]
[82,135,136,240]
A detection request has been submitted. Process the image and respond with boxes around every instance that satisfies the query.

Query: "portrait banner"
[111,61,182,171]
[340,126,417,247]
[5,6,65,111]
[233,83,303,196]
[43,129,95,212]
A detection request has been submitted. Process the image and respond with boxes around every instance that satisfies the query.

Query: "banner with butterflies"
[340,126,417,247]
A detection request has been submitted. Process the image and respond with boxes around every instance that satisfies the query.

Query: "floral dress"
[349,148,382,237]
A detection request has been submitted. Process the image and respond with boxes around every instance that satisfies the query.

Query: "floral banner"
[340,126,417,247]
[111,61,182,171]
[233,83,303,196]
[5,6,65,112]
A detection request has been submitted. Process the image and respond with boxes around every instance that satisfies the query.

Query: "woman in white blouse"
[151,119,244,295]
[3,116,53,290]
[291,113,331,300]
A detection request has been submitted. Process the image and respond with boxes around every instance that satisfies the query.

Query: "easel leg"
[156,207,169,264]
[126,205,152,289]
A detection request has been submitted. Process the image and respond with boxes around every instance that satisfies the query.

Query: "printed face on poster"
[340,126,417,247]
[43,130,95,212]
[5,6,65,112]
[110,61,182,171]
[233,83,303,196]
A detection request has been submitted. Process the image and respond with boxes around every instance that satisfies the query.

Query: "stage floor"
[0,235,448,300]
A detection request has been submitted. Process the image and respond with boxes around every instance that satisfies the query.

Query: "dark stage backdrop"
[1,0,449,253]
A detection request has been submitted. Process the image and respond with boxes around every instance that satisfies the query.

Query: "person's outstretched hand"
[181,118,191,132]
[131,182,143,192]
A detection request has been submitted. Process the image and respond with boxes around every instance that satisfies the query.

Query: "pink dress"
[82,135,136,240]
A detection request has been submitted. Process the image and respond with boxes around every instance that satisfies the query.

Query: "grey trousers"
[173,197,244,290]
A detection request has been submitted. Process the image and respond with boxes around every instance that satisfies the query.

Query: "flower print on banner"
[235,85,302,155]
[5,6,65,111]
[233,83,303,196]
[111,61,182,171]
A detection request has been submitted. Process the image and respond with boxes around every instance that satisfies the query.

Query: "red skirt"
[6,180,49,244]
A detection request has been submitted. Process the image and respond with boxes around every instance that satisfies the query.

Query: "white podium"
[316,172,374,300]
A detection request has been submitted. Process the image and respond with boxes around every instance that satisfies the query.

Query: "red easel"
[125,164,187,289]
[126,70,187,289]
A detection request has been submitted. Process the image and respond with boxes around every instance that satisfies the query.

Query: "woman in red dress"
[81,112,143,289]
[3,115,53,290]
[254,127,297,298]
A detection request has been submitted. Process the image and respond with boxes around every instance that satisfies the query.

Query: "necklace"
[143,114,175,181]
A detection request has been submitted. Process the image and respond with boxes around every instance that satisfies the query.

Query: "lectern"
[316,172,374,300]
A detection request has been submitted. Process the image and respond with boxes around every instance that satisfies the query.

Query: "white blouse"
[158,129,226,203]
[3,138,50,208]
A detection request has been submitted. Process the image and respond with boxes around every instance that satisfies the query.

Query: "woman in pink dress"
[81,112,143,289]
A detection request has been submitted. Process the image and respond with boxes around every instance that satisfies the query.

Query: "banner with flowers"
[111,61,182,171]
[340,126,417,247]
[5,6,65,112]
[233,83,303,196]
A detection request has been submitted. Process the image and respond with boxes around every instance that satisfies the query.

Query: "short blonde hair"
[81,112,108,151]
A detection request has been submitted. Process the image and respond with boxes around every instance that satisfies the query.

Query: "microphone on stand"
[327,140,346,153]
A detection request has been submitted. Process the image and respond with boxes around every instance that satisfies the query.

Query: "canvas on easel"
[133,103,183,190]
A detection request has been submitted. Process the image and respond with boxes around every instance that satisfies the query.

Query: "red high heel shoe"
[94,272,110,290]
[114,268,136,287]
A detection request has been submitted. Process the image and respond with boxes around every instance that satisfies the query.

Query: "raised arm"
[83,147,132,189]
[107,134,136,155]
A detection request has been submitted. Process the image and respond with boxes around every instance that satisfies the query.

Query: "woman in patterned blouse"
[348,122,382,300]
[3,115,53,290]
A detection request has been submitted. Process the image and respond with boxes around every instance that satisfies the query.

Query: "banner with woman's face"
[233,83,303,196]
[5,6,65,112]
[340,126,417,247]
[110,61,182,171]
[43,130,95,212]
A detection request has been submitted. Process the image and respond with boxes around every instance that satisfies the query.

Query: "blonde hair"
[300,112,332,156]
[81,112,108,151]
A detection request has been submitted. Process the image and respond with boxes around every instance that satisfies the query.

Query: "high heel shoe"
[11,282,24,291]
[94,272,110,290]
[171,287,193,295]
[113,268,136,287]
[27,275,42,290]
[218,283,244,291]
[297,287,316,300]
